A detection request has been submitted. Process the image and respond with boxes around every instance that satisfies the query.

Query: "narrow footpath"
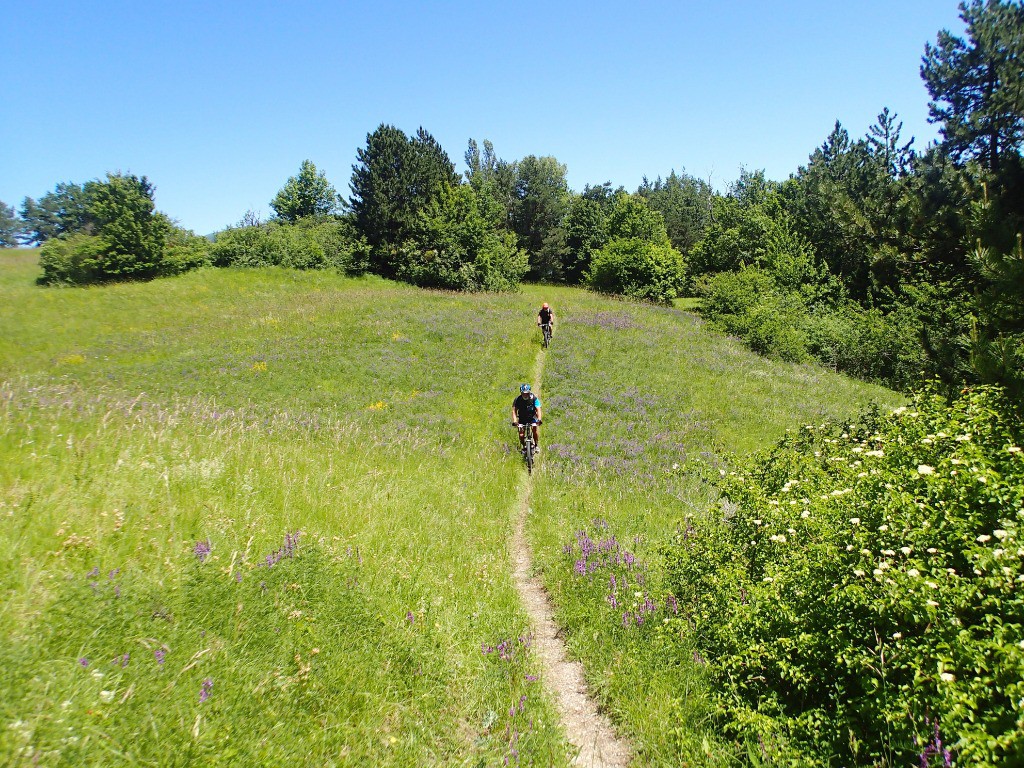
[511,347,633,768]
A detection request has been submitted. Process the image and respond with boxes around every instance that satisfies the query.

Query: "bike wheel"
[525,440,534,473]
[543,328,549,348]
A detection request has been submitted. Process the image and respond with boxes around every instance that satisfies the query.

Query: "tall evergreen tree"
[0,201,21,247]
[349,124,458,276]
[921,0,1024,172]
[18,182,91,245]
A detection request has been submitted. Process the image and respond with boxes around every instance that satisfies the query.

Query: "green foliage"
[587,236,686,304]
[464,138,518,229]
[637,170,713,253]
[37,233,108,285]
[210,218,367,274]
[699,269,810,362]
[350,124,459,274]
[84,173,172,280]
[921,0,1024,172]
[558,196,608,284]
[700,270,928,379]
[160,226,213,275]
[0,200,20,247]
[270,159,340,222]
[34,174,174,285]
[18,182,91,246]
[784,114,916,301]
[396,184,528,291]
[691,175,817,291]
[663,384,1024,766]
[511,155,571,280]
[606,191,670,244]
[697,267,779,335]
[805,302,926,388]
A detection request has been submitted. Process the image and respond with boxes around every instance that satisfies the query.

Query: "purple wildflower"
[78,657,89,667]
[154,649,165,666]
[406,611,415,624]
[193,539,211,563]
[87,566,99,578]
[199,678,213,703]
[108,568,120,580]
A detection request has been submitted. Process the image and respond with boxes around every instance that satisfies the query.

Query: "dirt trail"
[511,349,633,768]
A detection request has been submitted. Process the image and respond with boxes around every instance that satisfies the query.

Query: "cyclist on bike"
[512,383,542,452]
[537,302,554,338]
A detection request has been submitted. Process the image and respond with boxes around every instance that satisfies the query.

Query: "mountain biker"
[512,383,542,452]
[537,302,554,338]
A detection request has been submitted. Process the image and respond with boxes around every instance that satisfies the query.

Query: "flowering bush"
[664,385,1024,766]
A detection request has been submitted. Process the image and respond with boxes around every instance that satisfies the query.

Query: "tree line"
[2,0,1021,397]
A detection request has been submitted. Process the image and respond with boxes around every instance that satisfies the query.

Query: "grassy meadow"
[0,250,900,765]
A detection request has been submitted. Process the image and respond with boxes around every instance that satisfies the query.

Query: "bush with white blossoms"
[663,384,1024,766]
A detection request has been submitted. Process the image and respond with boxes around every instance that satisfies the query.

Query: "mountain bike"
[540,322,552,349]
[514,421,540,474]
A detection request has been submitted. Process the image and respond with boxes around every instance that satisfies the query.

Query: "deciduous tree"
[511,155,570,279]
[270,160,339,222]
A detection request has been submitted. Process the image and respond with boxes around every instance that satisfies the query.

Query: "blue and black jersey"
[513,393,541,423]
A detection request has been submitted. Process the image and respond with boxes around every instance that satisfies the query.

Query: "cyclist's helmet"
[520,383,531,393]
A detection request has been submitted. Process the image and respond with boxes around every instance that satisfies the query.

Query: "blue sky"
[3,1,965,237]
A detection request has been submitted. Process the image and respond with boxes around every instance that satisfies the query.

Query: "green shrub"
[806,302,926,388]
[697,268,777,336]
[36,174,173,285]
[37,233,106,285]
[209,224,282,268]
[744,293,809,362]
[586,237,686,303]
[161,227,212,275]
[663,384,1024,766]
[397,185,528,291]
[210,219,369,275]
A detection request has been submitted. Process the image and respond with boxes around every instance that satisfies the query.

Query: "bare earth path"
[511,348,633,767]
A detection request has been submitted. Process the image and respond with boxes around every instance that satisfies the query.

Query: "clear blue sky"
[2,1,966,237]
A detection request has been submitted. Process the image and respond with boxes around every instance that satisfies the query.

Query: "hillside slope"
[0,255,899,765]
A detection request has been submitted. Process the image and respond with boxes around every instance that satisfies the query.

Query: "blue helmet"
[520,383,531,393]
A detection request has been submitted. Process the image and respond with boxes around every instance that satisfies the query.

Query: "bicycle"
[540,322,552,349]
[513,420,541,474]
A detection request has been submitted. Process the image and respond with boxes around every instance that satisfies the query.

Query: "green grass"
[0,254,901,765]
